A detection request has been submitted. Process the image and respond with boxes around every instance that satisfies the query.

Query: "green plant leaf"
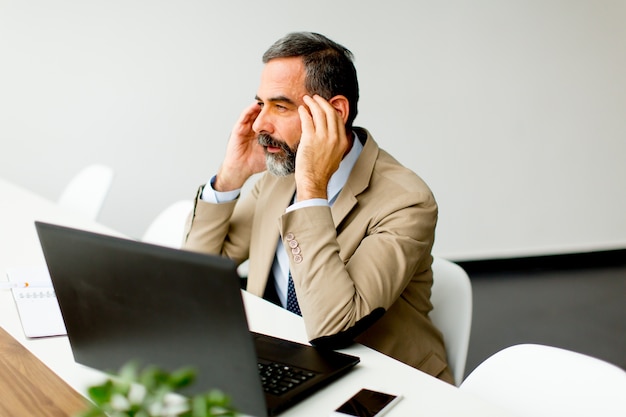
[168,367,196,390]
[87,380,114,406]
[77,361,239,417]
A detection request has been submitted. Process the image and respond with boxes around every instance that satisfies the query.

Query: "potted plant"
[77,362,238,417]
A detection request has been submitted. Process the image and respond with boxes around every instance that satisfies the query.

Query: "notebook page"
[7,266,67,338]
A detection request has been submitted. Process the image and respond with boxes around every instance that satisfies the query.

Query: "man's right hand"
[214,103,266,191]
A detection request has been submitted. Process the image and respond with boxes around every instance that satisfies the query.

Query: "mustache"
[258,133,296,155]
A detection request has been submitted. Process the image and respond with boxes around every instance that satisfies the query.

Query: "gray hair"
[262,32,360,129]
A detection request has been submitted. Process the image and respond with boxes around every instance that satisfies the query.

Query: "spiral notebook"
[7,266,67,338]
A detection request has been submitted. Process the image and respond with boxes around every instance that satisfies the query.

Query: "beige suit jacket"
[184,128,453,383]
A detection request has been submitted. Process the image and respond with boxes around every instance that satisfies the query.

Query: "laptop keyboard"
[258,360,318,396]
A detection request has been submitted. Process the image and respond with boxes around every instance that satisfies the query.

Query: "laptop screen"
[35,221,359,417]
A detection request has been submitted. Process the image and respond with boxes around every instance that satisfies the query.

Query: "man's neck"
[343,129,354,158]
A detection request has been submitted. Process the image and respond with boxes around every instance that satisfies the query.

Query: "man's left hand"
[296,95,350,200]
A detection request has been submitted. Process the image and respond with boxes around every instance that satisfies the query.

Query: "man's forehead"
[257,57,307,101]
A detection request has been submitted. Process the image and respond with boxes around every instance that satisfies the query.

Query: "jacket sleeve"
[183,184,257,265]
[278,190,437,348]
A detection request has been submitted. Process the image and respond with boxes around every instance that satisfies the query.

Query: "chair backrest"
[460,344,626,417]
[142,200,193,248]
[429,257,472,385]
[58,164,114,220]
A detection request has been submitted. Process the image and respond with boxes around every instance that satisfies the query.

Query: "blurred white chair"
[460,344,626,417]
[142,200,193,248]
[58,164,114,220]
[430,257,473,385]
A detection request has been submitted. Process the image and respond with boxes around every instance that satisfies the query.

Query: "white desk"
[0,178,511,416]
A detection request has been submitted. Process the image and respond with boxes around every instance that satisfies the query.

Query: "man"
[183,32,453,384]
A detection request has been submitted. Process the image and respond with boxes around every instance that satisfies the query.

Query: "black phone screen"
[335,388,399,417]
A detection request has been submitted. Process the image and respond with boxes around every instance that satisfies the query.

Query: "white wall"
[1,0,625,261]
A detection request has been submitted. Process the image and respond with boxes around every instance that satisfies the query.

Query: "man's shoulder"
[356,128,433,196]
[373,151,434,199]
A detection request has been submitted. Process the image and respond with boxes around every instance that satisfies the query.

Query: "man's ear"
[329,95,350,125]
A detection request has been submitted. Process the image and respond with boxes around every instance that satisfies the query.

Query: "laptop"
[35,221,359,417]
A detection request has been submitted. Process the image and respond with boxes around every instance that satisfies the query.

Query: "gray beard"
[258,133,297,176]
[265,152,296,176]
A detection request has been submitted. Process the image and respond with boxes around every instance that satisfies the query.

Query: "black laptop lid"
[35,221,268,417]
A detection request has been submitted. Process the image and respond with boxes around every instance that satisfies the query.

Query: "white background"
[1,0,625,261]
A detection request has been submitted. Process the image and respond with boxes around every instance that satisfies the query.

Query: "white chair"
[142,200,193,248]
[58,164,114,220]
[430,257,473,385]
[460,344,626,417]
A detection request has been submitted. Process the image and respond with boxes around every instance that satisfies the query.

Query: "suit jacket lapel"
[247,175,295,296]
[332,129,378,226]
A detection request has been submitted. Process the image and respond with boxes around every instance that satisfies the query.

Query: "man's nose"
[252,107,272,134]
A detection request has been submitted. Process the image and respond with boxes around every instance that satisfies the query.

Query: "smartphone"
[330,388,402,417]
